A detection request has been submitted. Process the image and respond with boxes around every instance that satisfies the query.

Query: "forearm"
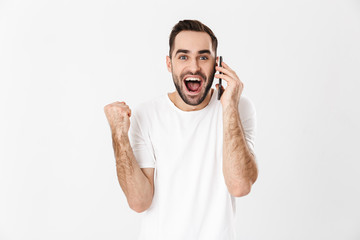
[112,132,153,211]
[222,105,258,197]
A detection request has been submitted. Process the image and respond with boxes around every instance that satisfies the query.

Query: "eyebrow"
[198,49,211,54]
[174,49,211,56]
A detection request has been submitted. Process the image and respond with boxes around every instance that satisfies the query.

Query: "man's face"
[167,31,216,106]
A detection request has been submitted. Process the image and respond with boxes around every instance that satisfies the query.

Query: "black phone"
[217,56,223,100]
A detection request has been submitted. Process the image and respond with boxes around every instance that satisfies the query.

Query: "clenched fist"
[104,101,132,135]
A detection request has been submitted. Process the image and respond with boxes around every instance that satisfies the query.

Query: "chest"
[148,109,223,170]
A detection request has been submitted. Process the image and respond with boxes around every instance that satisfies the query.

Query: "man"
[104,19,258,240]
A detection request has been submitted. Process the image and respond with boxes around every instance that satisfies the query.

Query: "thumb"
[215,84,225,91]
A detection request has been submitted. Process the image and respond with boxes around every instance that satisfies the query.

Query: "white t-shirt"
[129,88,257,240]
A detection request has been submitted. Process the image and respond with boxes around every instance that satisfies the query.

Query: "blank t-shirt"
[129,88,257,240]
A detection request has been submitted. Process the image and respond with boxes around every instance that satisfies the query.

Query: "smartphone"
[217,56,223,100]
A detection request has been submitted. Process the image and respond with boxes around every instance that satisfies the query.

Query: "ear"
[166,55,172,73]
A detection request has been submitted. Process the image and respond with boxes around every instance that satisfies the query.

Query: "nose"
[188,58,201,73]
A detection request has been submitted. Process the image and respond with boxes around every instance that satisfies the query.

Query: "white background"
[1,0,359,239]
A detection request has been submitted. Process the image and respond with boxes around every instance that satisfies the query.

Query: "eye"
[200,56,208,60]
[179,55,187,60]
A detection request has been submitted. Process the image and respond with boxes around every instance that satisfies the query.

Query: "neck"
[168,88,214,111]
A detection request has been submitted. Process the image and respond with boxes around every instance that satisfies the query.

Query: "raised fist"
[104,101,132,135]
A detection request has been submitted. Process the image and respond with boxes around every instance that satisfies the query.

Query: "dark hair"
[169,19,218,58]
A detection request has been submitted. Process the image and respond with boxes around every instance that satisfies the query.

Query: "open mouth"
[183,76,203,94]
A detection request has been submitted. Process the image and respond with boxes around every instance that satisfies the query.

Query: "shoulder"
[132,94,167,120]
[130,95,166,134]
[238,95,256,121]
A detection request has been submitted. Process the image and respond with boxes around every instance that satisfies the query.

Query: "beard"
[171,66,216,106]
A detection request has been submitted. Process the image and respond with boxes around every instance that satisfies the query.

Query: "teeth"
[185,77,201,82]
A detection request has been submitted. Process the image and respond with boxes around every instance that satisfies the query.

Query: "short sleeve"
[128,111,156,168]
[238,96,257,161]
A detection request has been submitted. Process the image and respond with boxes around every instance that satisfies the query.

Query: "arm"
[215,61,258,197]
[222,105,258,197]
[105,101,154,212]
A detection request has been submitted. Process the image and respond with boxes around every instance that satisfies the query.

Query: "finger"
[216,74,243,89]
[216,61,233,71]
[218,61,238,78]
[121,106,131,117]
[215,66,237,80]
[221,61,236,74]
[215,73,237,85]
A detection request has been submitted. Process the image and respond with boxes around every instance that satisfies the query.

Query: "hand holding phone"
[217,56,223,100]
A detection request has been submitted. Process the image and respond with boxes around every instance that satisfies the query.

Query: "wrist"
[221,94,239,108]
[112,127,128,140]
[222,102,238,111]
